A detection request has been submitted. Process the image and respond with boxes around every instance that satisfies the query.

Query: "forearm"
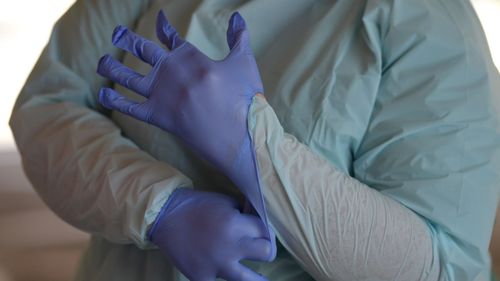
[10,0,192,248]
[249,95,440,280]
[12,101,192,247]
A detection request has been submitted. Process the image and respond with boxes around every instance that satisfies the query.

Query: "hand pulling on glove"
[97,10,277,281]
[97,10,270,236]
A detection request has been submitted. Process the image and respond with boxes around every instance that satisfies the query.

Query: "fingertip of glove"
[156,11,175,41]
[265,245,277,262]
[227,11,248,50]
[112,25,127,45]
[229,11,246,32]
[98,88,108,107]
[267,229,277,262]
[96,54,110,74]
[157,9,168,25]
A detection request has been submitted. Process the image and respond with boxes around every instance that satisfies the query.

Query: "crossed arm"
[10,0,500,281]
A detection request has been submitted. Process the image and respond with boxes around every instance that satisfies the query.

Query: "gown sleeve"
[247,0,500,280]
[9,0,193,249]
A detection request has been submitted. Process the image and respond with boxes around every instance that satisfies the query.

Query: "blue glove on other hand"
[97,11,271,238]
[149,189,276,281]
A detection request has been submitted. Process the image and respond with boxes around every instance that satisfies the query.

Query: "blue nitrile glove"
[97,11,272,239]
[149,188,276,281]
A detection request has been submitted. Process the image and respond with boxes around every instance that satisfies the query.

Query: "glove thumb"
[156,10,185,50]
[226,12,250,53]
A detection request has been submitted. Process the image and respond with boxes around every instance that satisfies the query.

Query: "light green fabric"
[242,1,500,280]
[248,94,441,280]
[10,0,499,280]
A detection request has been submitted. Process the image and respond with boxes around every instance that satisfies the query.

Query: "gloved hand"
[149,188,276,281]
[97,11,271,238]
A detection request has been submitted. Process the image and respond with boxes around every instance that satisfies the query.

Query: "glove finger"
[265,227,277,261]
[237,213,268,238]
[226,11,250,52]
[156,10,185,50]
[237,214,277,260]
[97,55,149,97]
[99,88,150,122]
[239,237,276,262]
[220,263,268,281]
[112,26,165,66]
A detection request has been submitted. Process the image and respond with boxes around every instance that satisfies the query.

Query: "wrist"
[148,187,192,242]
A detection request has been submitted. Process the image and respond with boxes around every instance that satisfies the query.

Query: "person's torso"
[113,0,381,193]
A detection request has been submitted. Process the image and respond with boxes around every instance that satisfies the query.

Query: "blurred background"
[0,0,499,280]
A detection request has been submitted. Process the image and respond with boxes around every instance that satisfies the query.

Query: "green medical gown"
[9,0,500,280]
